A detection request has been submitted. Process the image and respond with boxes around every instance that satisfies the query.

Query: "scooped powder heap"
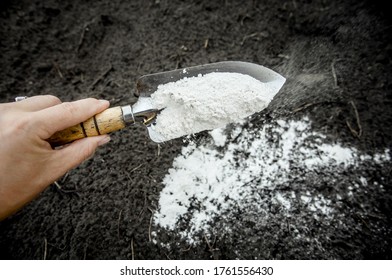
[149,72,283,142]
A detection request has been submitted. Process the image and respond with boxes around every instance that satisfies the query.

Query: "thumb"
[51,135,111,175]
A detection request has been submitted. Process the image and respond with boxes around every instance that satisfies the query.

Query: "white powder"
[147,72,285,142]
[152,116,391,245]
[209,127,227,147]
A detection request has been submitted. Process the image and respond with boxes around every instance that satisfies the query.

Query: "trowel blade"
[133,61,286,143]
[135,61,285,97]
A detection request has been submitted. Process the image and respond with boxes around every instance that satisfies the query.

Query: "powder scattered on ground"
[148,71,285,142]
[152,116,391,245]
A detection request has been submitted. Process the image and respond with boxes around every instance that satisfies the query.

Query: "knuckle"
[42,95,61,105]
[61,101,79,116]
[13,117,32,135]
[33,118,52,139]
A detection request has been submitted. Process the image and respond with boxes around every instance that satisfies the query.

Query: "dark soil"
[0,0,391,259]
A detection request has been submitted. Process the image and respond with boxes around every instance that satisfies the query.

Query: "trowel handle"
[47,106,126,147]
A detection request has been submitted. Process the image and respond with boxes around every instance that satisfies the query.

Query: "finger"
[34,98,110,139]
[14,95,62,112]
[49,135,111,180]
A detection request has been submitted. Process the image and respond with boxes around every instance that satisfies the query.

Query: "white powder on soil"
[148,72,284,142]
[152,117,391,245]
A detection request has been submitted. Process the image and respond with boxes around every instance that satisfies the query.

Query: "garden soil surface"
[1,0,391,259]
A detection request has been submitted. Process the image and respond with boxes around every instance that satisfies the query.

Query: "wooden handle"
[48,106,125,147]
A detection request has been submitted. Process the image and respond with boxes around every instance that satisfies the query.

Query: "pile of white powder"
[152,117,391,245]
[147,71,285,142]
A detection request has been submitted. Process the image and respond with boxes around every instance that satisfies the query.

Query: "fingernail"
[99,99,110,106]
[98,135,111,146]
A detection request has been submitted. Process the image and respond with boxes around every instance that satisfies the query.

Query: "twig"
[292,0,297,9]
[148,216,153,242]
[130,164,143,173]
[76,21,94,53]
[351,101,362,137]
[331,59,339,88]
[157,144,161,157]
[241,32,259,46]
[43,237,48,260]
[181,245,192,252]
[90,64,113,89]
[356,214,371,231]
[204,234,219,259]
[148,208,154,242]
[239,14,250,26]
[111,80,122,88]
[204,38,209,49]
[292,101,345,114]
[292,102,316,113]
[136,190,148,219]
[204,234,213,251]
[164,252,172,260]
[241,32,268,46]
[204,234,219,255]
[52,62,63,79]
[278,54,290,59]
[61,172,69,183]
[346,120,357,137]
[131,238,135,260]
[53,180,78,195]
[77,26,86,52]
[346,101,362,138]
[53,181,62,190]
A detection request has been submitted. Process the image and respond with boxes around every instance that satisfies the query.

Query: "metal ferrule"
[121,105,134,124]
[121,105,159,126]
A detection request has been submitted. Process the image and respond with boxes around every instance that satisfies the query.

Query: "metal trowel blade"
[133,61,286,143]
[135,61,286,97]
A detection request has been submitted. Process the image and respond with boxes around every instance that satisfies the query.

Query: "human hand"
[0,95,111,220]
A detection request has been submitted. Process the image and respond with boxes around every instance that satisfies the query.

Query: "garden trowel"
[48,61,285,146]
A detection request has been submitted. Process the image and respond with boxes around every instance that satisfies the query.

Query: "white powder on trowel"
[152,116,391,245]
[149,72,282,142]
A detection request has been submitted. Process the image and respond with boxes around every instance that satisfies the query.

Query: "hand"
[0,95,111,220]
